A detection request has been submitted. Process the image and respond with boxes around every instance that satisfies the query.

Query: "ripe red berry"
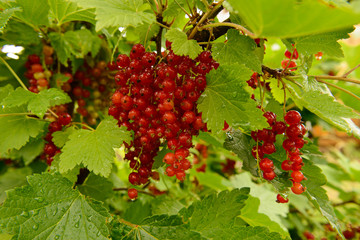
[128,188,138,200]
[176,171,186,181]
[262,142,276,154]
[129,172,140,185]
[291,171,304,182]
[163,152,175,165]
[291,182,305,194]
[263,111,276,126]
[58,113,72,126]
[276,194,289,203]
[259,158,274,172]
[263,170,276,181]
[284,110,301,125]
[272,121,287,134]
[166,166,176,177]
[281,160,292,171]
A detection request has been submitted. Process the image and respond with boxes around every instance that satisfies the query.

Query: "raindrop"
[74,222,80,228]
[35,197,44,203]
[20,211,29,218]
[32,223,39,230]
[52,208,58,216]
[232,92,237,98]
[96,231,101,237]
[54,235,60,240]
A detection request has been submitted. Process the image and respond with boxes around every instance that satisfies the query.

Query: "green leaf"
[180,188,250,238]
[285,77,360,137]
[302,160,342,236]
[77,173,113,201]
[122,201,152,225]
[12,0,50,27]
[8,137,45,165]
[240,196,289,238]
[0,106,46,154]
[211,226,288,240]
[59,118,132,177]
[163,0,187,18]
[165,28,202,59]
[0,84,14,101]
[224,129,257,176]
[0,167,32,203]
[2,87,71,118]
[212,29,262,72]
[51,126,76,148]
[110,215,203,240]
[197,65,268,133]
[227,0,360,38]
[189,169,233,191]
[269,80,286,104]
[48,0,96,26]
[0,173,110,239]
[288,28,353,58]
[1,20,41,45]
[49,29,101,66]
[0,7,21,33]
[70,0,156,31]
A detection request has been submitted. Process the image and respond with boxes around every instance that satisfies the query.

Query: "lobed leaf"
[165,28,202,59]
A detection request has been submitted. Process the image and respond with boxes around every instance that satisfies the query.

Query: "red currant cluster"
[109,42,217,199]
[251,111,285,181]
[220,159,236,175]
[281,110,307,195]
[281,46,298,71]
[251,110,307,197]
[193,143,208,173]
[246,72,259,89]
[42,108,72,165]
[25,55,51,93]
[70,61,114,125]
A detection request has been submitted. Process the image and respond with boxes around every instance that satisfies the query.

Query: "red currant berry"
[284,110,301,125]
[291,182,305,194]
[128,188,138,200]
[276,194,289,203]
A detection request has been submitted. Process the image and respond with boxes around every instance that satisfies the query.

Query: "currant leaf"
[197,64,268,134]
[0,7,21,33]
[59,118,132,177]
[212,29,262,72]
[165,28,202,59]
[1,87,71,118]
[0,173,110,240]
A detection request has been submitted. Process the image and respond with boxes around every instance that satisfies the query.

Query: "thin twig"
[0,113,34,117]
[198,22,255,38]
[154,21,170,29]
[174,0,192,18]
[188,0,225,39]
[70,122,95,131]
[317,79,360,101]
[0,56,28,90]
[343,63,360,77]
[310,75,360,85]
[113,187,156,197]
[333,199,360,207]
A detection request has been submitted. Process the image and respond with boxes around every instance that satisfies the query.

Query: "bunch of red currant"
[251,110,307,201]
[281,46,298,71]
[42,107,72,165]
[109,42,218,199]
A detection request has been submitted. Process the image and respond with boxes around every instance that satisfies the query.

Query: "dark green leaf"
[224,129,257,176]
[212,29,262,72]
[0,7,21,33]
[0,173,110,239]
[197,64,268,134]
[59,118,132,177]
[77,173,113,201]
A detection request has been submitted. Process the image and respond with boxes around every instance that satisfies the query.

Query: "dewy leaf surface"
[0,173,110,240]
[59,118,132,177]
[70,0,155,31]
[212,29,262,72]
[227,0,360,38]
[165,28,202,59]
[197,64,268,133]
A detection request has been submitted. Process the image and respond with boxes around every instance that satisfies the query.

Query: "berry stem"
[316,79,360,101]
[70,122,95,131]
[343,63,360,77]
[174,0,192,18]
[198,22,255,38]
[0,56,28,90]
[188,0,225,40]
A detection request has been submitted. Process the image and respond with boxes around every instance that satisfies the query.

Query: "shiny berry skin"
[291,171,304,182]
[141,52,156,67]
[343,229,355,239]
[44,143,57,156]
[290,155,303,164]
[48,121,62,132]
[176,171,186,181]
[58,113,72,126]
[272,121,286,134]
[291,182,305,194]
[166,166,176,177]
[284,110,301,125]
[263,111,276,126]
[259,158,274,172]
[128,188,138,200]
[263,170,276,181]
[129,172,140,185]
[281,160,292,171]
[163,153,175,165]
[281,60,297,70]
[303,231,315,240]
[130,44,146,59]
[282,139,296,152]
[116,54,130,68]
[286,124,303,139]
[262,142,276,154]
[276,194,289,203]
[284,48,299,60]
